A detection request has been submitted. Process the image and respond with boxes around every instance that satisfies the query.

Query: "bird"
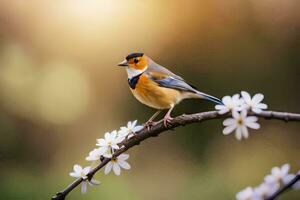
[118,52,223,127]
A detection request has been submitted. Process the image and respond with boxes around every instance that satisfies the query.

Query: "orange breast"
[130,74,182,109]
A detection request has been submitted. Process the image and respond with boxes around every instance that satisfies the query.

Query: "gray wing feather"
[145,59,222,104]
[153,77,197,92]
[146,59,198,93]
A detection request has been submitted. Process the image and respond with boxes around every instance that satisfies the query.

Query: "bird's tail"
[196,91,223,105]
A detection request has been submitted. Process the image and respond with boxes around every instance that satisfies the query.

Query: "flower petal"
[118,160,131,170]
[82,167,91,175]
[111,130,118,138]
[133,125,144,133]
[81,181,88,194]
[283,174,295,185]
[113,163,121,176]
[103,153,112,158]
[281,164,290,175]
[132,120,137,127]
[232,111,240,119]
[98,147,108,154]
[222,96,231,105]
[257,103,268,109]
[96,138,106,146]
[241,126,249,139]
[271,167,281,176]
[235,127,242,140]
[240,103,249,111]
[118,153,129,160]
[69,172,78,178]
[111,144,120,150]
[236,187,254,200]
[232,94,240,101]
[90,179,101,185]
[74,164,82,173]
[246,122,260,129]
[115,136,124,143]
[104,132,110,140]
[240,109,248,118]
[223,118,235,126]
[223,125,236,135]
[86,156,95,161]
[215,105,224,110]
[265,175,276,184]
[252,108,262,114]
[104,162,113,175]
[253,93,264,103]
[245,116,258,123]
[216,106,229,114]
[241,91,251,103]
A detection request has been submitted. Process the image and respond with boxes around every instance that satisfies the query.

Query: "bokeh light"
[36,63,90,124]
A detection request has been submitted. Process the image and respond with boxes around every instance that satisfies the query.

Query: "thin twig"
[52,110,300,200]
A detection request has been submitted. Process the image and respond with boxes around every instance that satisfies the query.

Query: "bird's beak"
[118,60,128,67]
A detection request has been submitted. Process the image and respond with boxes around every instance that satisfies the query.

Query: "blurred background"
[0,0,299,199]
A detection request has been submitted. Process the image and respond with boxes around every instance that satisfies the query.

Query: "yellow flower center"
[237,118,244,125]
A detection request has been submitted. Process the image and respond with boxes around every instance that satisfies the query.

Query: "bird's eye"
[134,58,139,64]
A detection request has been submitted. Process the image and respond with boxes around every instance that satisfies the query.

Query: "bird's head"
[118,53,150,78]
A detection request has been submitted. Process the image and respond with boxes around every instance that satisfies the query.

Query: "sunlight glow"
[65,0,122,22]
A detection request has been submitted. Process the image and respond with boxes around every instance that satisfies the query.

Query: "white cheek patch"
[126,67,147,79]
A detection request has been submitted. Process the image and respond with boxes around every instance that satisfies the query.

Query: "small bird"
[118,53,223,127]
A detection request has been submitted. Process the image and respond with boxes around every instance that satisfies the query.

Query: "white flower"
[223,110,260,140]
[118,120,144,139]
[264,164,291,185]
[241,91,268,113]
[80,179,100,194]
[86,148,105,161]
[69,164,91,179]
[237,164,299,200]
[215,94,244,114]
[236,187,255,200]
[254,183,279,199]
[96,130,123,158]
[69,164,100,194]
[104,154,131,176]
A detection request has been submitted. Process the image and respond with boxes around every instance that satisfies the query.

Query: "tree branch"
[52,110,300,200]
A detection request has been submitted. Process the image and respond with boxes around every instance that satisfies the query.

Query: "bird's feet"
[163,115,173,127]
[144,120,158,130]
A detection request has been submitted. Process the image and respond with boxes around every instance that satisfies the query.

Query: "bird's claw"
[144,120,157,130]
[163,116,173,127]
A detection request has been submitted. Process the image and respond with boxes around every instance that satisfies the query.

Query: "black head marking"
[126,52,144,61]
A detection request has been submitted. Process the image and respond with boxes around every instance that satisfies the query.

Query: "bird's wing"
[145,63,197,93]
[147,61,184,81]
[145,61,223,105]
